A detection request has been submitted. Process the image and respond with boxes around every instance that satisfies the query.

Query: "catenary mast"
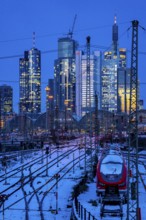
[127,20,140,220]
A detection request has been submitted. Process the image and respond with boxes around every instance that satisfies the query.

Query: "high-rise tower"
[76,50,101,117]
[101,16,119,112]
[54,37,76,113]
[19,39,41,114]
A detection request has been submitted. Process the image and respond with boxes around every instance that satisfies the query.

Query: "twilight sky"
[0,0,146,112]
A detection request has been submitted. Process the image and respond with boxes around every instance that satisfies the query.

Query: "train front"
[96,151,127,197]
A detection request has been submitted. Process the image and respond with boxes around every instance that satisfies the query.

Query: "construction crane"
[68,14,77,39]
[127,20,140,220]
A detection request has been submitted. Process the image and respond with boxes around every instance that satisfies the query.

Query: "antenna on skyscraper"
[114,14,117,24]
[68,14,77,39]
[32,32,36,48]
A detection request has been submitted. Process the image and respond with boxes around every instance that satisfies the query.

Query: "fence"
[71,196,98,220]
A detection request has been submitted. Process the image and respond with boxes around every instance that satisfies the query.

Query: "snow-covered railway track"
[0,145,81,219]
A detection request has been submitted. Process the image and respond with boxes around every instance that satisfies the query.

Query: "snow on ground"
[0,140,86,220]
[78,178,146,220]
[0,144,146,220]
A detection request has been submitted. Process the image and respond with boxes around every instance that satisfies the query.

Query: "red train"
[96,144,127,201]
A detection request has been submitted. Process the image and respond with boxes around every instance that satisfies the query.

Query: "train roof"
[99,153,124,175]
[102,154,123,164]
[101,147,122,157]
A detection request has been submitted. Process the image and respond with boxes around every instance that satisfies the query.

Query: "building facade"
[0,85,13,131]
[117,67,130,113]
[46,79,54,130]
[0,85,13,115]
[102,51,118,112]
[54,37,76,114]
[76,50,102,117]
[19,48,41,114]
[101,16,119,112]
[101,16,130,113]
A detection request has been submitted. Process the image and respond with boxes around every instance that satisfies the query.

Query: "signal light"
[46,147,49,154]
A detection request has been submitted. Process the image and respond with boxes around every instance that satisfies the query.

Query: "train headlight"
[98,181,105,186]
[119,182,125,187]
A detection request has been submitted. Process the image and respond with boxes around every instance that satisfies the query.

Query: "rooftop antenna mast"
[68,14,77,38]
[32,32,36,48]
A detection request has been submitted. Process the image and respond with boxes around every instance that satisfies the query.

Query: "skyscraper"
[102,52,118,112]
[54,37,76,113]
[76,50,102,117]
[19,47,41,114]
[101,16,119,112]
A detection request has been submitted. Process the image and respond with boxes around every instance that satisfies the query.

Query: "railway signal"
[2,157,6,167]
[0,194,8,203]
[45,146,49,155]
[54,173,60,214]
[46,146,49,176]
[0,194,8,220]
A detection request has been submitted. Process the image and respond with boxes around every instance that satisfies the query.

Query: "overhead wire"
[0,19,146,60]
[0,20,146,84]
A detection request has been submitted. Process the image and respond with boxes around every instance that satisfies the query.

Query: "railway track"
[0,144,89,219]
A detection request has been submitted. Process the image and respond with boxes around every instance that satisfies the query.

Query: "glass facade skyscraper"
[76,50,102,117]
[101,16,119,112]
[54,37,76,113]
[19,48,41,114]
[102,53,118,112]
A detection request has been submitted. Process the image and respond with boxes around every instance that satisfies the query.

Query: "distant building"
[46,79,54,112]
[0,84,13,115]
[138,100,144,110]
[19,47,41,114]
[76,50,102,117]
[54,37,77,114]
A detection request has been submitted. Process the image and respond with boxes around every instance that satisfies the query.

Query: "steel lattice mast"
[127,20,139,220]
[95,92,99,149]
[86,36,91,111]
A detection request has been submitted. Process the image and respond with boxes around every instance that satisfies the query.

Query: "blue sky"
[0,0,146,112]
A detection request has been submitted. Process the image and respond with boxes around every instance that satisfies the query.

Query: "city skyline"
[0,0,146,112]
